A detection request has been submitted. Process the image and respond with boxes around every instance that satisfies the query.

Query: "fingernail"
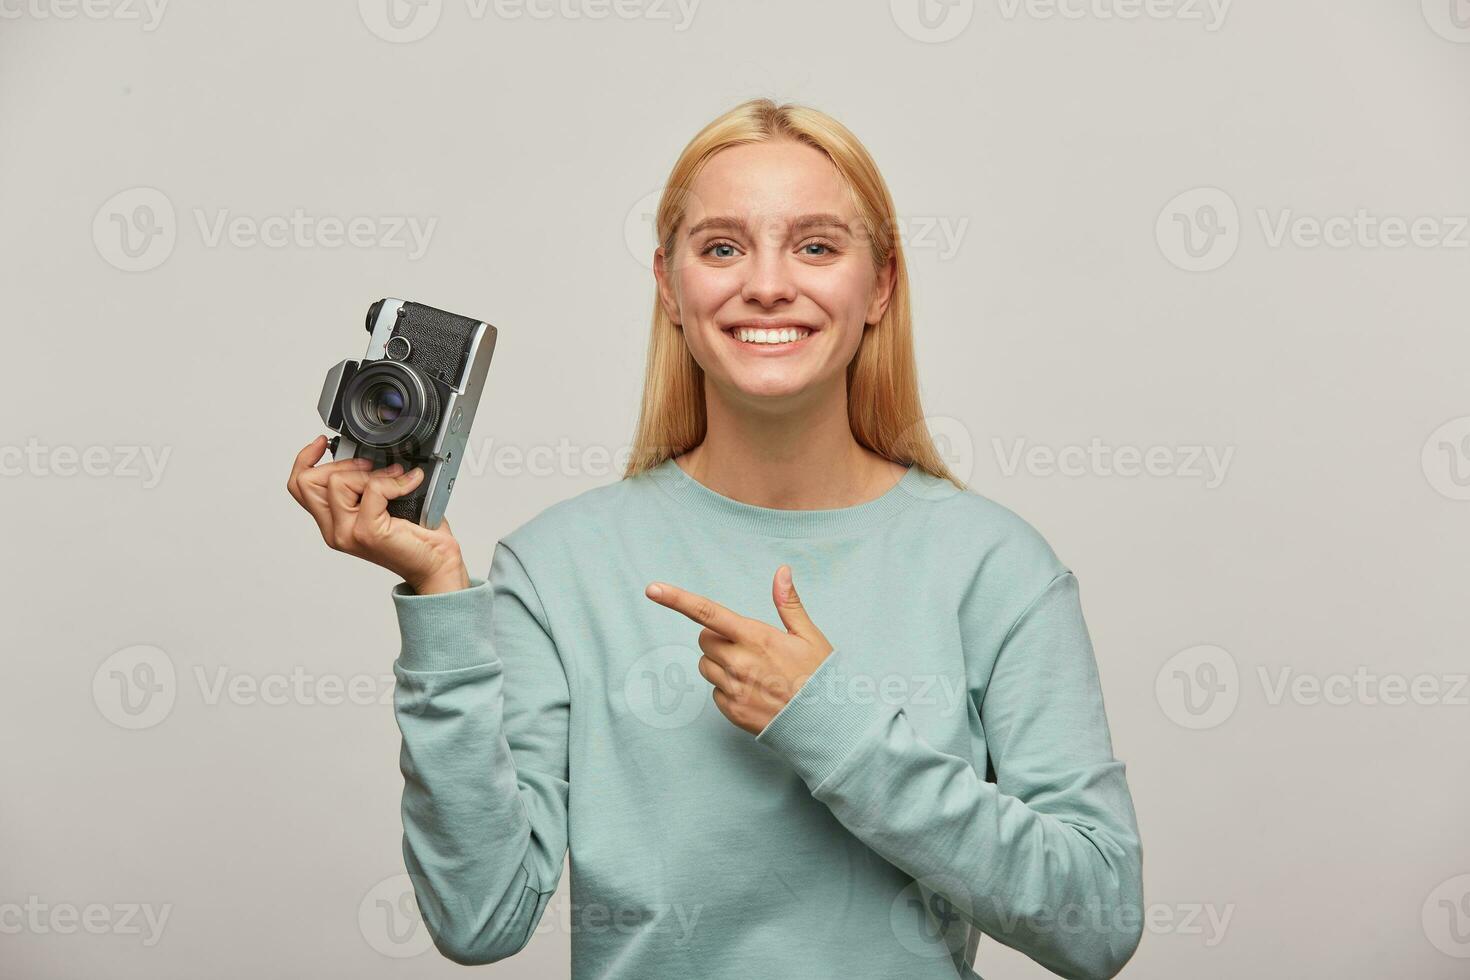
[385,463,404,475]
[645,583,663,599]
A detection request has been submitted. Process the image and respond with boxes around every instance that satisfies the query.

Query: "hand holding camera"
[286,298,498,595]
[287,436,471,594]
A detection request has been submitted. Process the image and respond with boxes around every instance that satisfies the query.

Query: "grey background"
[4,1,1468,977]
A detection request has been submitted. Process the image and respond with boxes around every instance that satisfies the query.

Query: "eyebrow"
[685,213,853,238]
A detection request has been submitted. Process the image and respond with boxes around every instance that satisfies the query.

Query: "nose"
[739,245,798,308]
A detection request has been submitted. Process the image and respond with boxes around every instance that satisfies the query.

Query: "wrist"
[407,560,471,595]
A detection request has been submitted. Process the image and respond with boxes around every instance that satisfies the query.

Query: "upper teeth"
[733,326,810,344]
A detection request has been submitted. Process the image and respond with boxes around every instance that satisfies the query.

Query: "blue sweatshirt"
[390,458,1144,979]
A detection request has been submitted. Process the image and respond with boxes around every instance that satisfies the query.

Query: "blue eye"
[702,240,738,258]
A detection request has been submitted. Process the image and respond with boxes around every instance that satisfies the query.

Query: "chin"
[720,370,820,404]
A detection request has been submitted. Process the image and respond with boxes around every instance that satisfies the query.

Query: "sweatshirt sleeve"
[390,539,571,966]
[754,570,1144,980]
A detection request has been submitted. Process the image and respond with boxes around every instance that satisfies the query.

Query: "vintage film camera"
[317,299,497,529]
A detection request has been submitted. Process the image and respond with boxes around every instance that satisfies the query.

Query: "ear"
[864,250,898,326]
[653,246,683,327]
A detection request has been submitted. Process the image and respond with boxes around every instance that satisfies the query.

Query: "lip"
[721,320,819,353]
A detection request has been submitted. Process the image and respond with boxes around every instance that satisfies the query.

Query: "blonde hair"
[623,98,964,489]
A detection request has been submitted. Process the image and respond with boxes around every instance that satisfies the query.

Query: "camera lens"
[365,384,405,425]
[340,360,439,452]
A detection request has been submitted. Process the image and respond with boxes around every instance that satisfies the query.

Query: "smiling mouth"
[722,324,815,346]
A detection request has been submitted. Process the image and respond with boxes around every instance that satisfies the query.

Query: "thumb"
[772,564,816,638]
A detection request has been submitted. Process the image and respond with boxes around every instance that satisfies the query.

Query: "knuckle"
[692,598,717,624]
[756,671,783,701]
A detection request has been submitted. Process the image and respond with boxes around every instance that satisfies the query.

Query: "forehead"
[683,140,854,227]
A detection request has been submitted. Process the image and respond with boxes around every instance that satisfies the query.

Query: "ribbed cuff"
[391,576,495,672]
[754,648,897,792]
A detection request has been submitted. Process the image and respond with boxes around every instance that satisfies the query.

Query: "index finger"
[644,582,756,642]
[288,436,370,500]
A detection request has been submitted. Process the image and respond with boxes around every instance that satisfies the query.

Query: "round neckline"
[646,457,928,538]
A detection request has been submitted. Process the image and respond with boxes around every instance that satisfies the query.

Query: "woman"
[287,99,1144,980]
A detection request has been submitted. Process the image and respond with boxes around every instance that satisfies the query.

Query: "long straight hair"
[622,98,964,489]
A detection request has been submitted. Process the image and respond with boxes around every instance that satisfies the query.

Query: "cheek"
[801,263,876,325]
[675,263,739,316]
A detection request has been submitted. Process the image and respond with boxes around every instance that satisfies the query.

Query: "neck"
[675,376,906,510]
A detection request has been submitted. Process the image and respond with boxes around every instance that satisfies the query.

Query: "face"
[654,140,895,406]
